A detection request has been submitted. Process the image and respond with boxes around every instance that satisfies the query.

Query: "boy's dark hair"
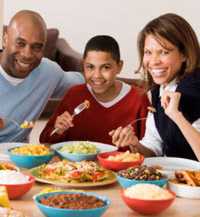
[83,35,121,63]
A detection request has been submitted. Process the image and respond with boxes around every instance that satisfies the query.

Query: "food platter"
[30,160,117,188]
[30,172,116,188]
[51,141,118,154]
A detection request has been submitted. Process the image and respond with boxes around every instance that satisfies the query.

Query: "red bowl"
[97,151,144,171]
[121,189,175,215]
[0,175,35,199]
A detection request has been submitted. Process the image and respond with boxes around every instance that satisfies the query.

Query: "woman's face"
[143,34,185,86]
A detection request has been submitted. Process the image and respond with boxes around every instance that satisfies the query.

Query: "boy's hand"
[54,111,74,135]
[109,125,139,148]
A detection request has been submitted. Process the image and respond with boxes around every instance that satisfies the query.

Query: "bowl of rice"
[0,170,35,199]
[121,183,175,215]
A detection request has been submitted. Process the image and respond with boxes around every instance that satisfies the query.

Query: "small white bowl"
[168,181,200,199]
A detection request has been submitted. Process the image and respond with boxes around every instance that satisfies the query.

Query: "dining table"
[11,181,200,217]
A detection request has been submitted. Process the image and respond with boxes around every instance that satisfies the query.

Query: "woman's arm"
[161,91,200,161]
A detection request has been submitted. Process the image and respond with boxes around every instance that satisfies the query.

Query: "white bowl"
[168,181,200,199]
[144,157,200,178]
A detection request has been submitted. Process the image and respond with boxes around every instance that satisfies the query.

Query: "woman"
[111,13,200,161]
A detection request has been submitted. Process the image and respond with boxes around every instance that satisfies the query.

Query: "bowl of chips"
[97,151,144,171]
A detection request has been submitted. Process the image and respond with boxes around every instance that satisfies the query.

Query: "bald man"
[0,10,84,142]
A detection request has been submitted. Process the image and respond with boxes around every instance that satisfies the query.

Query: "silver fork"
[128,106,156,126]
[50,100,90,136]
[127,106,156,152]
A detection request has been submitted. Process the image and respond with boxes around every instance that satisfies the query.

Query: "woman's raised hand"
[161,91,181,121]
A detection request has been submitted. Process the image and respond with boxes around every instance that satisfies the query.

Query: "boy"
[40,35,149,150]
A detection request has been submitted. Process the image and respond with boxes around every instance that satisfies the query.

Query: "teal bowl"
[56,150,99,162]
[117,174,167,188]
[34,191,111,217]
[8,147,54,169]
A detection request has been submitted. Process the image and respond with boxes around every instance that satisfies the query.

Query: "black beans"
[118,165,165,180]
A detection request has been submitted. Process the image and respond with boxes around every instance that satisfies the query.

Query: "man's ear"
[2,33,8,49]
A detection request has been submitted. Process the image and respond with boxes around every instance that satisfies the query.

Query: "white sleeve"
[139,112,163,156]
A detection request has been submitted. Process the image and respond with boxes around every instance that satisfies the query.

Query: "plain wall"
[3,0,200,78]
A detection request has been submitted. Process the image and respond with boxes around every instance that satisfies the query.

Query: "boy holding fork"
[40,35,149,150]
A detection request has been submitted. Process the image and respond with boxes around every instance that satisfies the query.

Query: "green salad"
[59,142,98,154]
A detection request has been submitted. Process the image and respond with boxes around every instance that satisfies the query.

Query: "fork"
[122,106,156,152]
[50,100,90,136]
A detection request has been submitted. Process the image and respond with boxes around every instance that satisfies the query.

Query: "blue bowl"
[56,150,99,162]
[34,191,111,217]
[8,147,54,169]
[117,174,167,188]
[54,142,100,162]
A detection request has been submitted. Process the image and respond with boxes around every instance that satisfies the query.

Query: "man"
[0,10,84,142]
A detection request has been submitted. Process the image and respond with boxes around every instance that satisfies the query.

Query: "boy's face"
[83,51,123,101]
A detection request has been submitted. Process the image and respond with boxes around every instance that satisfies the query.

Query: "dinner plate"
[0,142,27,154]
[30,166,117,188]
[51,141,118,153]
[0,143,27,161]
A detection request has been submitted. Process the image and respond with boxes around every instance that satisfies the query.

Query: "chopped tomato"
[92,171,104,182]
[70,171,81,179]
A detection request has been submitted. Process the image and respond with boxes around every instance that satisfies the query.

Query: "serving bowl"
[121,184,175,215]
[34,191,111,217]
[97,151,144,171]
[117,174,167,188]
[168,180,200,199]
[0,173,35,199]
[52,141,117,162]
[8,145,54,168]
[117,165,167,188]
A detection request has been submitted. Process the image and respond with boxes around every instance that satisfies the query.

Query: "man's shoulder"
[39,58,64,75]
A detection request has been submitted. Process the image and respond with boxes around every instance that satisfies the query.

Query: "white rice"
[0,170,29,184]
[124,184,173,200]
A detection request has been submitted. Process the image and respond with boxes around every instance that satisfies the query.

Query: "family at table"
[0,10,200,162]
